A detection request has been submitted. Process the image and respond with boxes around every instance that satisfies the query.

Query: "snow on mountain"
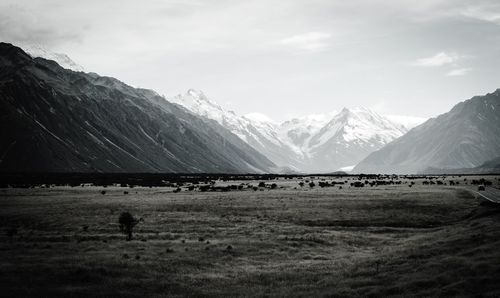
[301,107,409,172]
[309,107,406,150]
[386,115,427,130]
[169,89,275,145]
[22,44,84,72]
[168,89,424,173]
[278,112,335,152]
[244,112,277,124]
[0,43,275,173]
[168,90,305,171]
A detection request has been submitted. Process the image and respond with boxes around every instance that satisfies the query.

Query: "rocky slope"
[0,43,275,173]
[354,90,500,174]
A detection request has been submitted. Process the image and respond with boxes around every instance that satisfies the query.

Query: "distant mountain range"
[0,43,274,173]
[3,42,497,174]
[171,90,425,173]
[354,89,500,174]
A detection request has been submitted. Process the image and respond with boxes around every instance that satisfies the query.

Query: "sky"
[1,0,500,122]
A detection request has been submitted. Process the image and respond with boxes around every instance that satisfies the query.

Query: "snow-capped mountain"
[0,43,274,173]
[278,113,335,153]
[22,44,84,72]
[305,107,408,172]
[169,90,417,173]
[169,90,305,171]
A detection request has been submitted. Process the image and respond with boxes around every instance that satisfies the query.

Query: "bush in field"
[309,182,315,188]
[118,212,142,241]
[258,182,266,187]
[299,182,304,187]
[199,185,210,192]
[270,183,278,189]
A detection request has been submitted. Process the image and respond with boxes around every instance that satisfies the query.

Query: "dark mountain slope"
[353,90,500,174]
[422,155,500,174]
[0,43,275,173]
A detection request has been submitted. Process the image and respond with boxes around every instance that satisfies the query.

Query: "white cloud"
[446,68,471,76]
[279,32,331,52]
[461,4,500,25]
[412,52,460,67]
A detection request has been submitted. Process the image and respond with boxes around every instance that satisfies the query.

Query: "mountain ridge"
[0,42,275,173]
[170,89,423,173]
[353,89,500,174]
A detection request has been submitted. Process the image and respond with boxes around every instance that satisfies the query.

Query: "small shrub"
[118,212,142,241]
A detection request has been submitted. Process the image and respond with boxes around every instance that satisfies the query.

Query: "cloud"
[0,4,84,47]
[279,32,332,52]
[412,52,460,67]
[461,3,500,25]
[446,68,471,76]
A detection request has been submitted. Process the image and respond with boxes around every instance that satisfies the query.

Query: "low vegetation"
[0,175,499,297]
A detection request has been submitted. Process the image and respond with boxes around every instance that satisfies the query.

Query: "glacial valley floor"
[1,177,500,297]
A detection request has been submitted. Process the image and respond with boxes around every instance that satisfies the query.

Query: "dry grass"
[0,176,499,297]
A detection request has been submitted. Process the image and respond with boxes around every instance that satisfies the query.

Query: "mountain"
[170,90,413,173]
[169,90,305,171]
[420,155,500,174]
[22,44,84,72]
[0,43,275,173]
[304,107,408,172]
[385,115,427,131]
[353,90,500,174]
[278,113,334,153]
[479,156,500,171]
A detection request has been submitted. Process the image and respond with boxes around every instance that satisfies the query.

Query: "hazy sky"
[1,0,500,121]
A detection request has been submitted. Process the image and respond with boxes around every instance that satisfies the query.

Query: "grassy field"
[1,176,500,297]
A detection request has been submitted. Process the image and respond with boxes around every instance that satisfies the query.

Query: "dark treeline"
[0,172,498,188]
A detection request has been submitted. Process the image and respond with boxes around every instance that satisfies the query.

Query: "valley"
[1,175,499,297]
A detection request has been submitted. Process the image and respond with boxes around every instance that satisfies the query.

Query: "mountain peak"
[340,106,374,115]
[20,44,84,72]
[0,42,32,66]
